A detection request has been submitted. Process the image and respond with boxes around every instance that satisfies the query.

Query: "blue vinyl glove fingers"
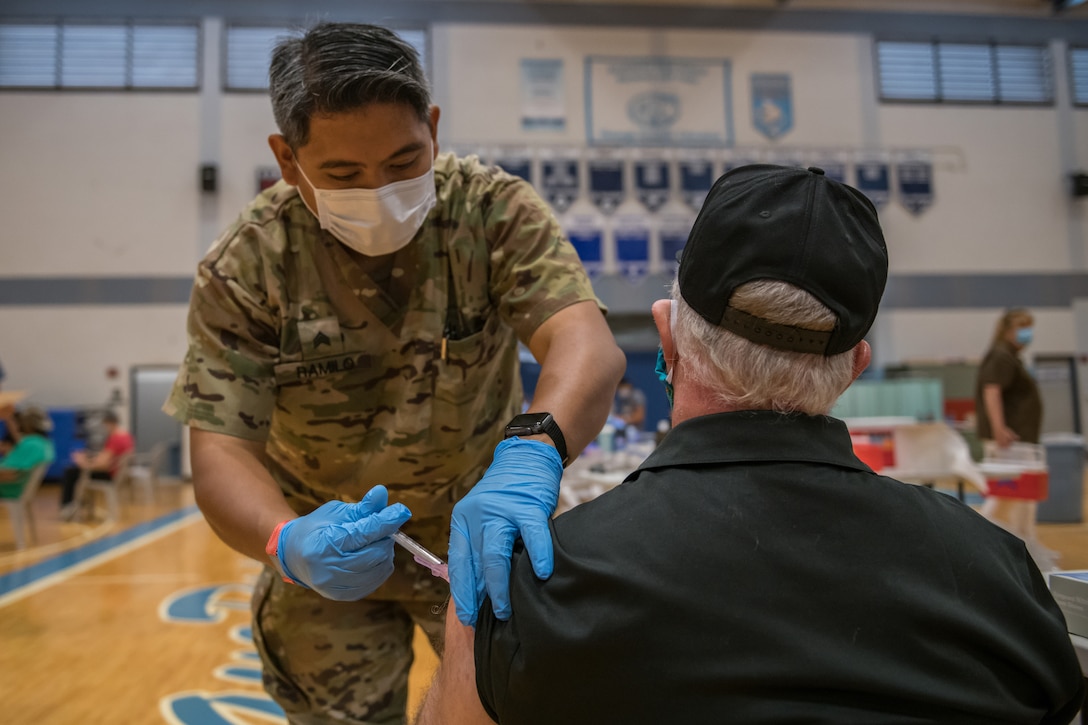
[480,522,518,620]
[517,519,556,581]
[355,484,390,517]
[448,523,484,627]
[340,502,411,551]
[276,495,410,601]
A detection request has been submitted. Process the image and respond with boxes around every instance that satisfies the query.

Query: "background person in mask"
[164,22,624,724]
[414,166,1085,725]
[974,308,1050,562]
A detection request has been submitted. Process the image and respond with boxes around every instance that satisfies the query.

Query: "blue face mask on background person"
[1016,326,1034,346]
[655,347,674,407]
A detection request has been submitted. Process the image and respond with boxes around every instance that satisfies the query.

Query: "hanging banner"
[493,150,534,184]
[855,161,891,209]
[633,159,671,212]
[751,74,793,140]
[677,157,715,210]
[657,203,696,273]
[587,157,626,215]
[613,207,652,283]
[520,58,566,132]
[896,160,934,215]
[810,160,847,184]
[539,157,580,213]
[585,56,733,146]
[564,210,606,279]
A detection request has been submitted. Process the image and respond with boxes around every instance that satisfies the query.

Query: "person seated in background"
[0,405,55,500]
[611,377,646,429]
[414,165,1085,725]
[58,410,134,520]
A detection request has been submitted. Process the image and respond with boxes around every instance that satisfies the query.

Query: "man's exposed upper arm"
[413,603,496,725]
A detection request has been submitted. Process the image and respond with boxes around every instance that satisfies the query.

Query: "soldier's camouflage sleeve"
[480,165,604,343]
[163,221,282,441]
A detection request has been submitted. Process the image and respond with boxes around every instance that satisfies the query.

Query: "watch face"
[506,412,550,435]
[509,411,544,428]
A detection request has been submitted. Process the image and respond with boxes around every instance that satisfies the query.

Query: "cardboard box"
[1048,570,1088,638]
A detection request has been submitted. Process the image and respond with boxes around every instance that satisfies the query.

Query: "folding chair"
[127,442,168,503]
[76,451,134,522]
[2,462,49,549]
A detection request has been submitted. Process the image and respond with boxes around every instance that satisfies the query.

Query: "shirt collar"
[635,410,869,474]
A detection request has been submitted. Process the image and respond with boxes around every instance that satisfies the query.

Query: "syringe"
[393,531,449,582]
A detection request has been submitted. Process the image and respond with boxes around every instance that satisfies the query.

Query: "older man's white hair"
[671,279,858,415]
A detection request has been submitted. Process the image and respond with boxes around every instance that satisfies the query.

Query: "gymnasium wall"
[0,4,1086,427]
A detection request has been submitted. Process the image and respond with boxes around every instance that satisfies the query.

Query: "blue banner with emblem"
[565,211,605,279]
[587,157,626,215]
[855,161,891,209]
[751,74,793,141]
[896,160,934,215]
[613,210,652,283]
[811,160,847,184]
[633,159,671,212]
[494,153,534,184]
[677,157,715,210]
[540,158,580,213]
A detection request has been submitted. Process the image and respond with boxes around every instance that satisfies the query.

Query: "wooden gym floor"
[1,477,1086,725]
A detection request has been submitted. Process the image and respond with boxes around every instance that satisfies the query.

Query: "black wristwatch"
[504,412,569,466]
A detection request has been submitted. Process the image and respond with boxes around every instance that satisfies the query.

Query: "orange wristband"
[265,520,295,584]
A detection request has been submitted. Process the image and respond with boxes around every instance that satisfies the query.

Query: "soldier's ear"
[268,135,300,186]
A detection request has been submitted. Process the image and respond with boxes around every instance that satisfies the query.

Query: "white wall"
[1,13,1086,415]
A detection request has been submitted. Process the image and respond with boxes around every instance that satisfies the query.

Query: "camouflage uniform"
[164,153,599,723]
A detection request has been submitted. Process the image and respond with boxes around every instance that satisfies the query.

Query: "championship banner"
[855,161,891,209]
[493,151,534,184]
[587,157,625,215]
[613,210,652,283]
[539,156,580,213]
[658,206,696,273]
[896,159,934,215]
[633,159,671,212]
[811,160,847,184]
[564,211,605,279]
[751,74,793,140]
[585,56,733,146]
[677,157,715,210]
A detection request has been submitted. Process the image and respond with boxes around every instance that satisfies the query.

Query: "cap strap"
[719,306,833,355]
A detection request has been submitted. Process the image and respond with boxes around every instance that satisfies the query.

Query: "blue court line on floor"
[0,504,201,597]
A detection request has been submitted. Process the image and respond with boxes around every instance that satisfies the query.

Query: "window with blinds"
[224,25,428,92]
[876,40,1052,104]
[0,20,199,90]
[1071,47,1088,105]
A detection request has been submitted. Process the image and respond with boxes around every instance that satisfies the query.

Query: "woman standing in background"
[974,308,1052,567]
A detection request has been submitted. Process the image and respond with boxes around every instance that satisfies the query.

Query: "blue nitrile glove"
[449,437,563,626]
[277,485,412,601]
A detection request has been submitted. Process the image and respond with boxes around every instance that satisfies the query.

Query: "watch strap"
[539,416,569,466]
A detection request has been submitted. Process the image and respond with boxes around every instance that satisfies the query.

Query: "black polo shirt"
[475,411,1084,725]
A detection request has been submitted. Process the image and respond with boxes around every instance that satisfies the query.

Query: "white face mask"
[296,163,437,256]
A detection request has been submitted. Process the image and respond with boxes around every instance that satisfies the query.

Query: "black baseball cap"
[677,164,888,356]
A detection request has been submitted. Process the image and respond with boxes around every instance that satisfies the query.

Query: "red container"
[985,470,1049,501]
[852,441,891,472]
